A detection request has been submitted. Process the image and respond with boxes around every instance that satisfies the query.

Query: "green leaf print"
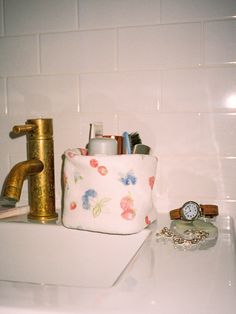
[91,197,111,218]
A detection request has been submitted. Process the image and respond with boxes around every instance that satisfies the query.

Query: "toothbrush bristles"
[129,132,142,153]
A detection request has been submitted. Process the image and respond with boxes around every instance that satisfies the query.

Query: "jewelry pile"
[156,227,209,250]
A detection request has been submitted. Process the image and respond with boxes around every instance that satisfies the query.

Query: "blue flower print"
[82,189,97,209]
[120,171,137,186]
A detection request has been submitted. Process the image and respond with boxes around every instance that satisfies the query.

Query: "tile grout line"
[1,0,5,36]
[76,0,80,30]
[201,21,206,67]
[114,28,119,71]
[37,34,41,75]
[4,77,8,115]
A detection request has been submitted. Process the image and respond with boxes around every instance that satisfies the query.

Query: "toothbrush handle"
[122,132,131,154]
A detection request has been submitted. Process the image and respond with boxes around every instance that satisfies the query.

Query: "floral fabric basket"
[62,148,158,234]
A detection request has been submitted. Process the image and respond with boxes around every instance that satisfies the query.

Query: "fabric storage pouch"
[62,148,158,234]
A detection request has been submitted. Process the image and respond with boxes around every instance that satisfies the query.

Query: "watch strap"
[200,204,218,217]
[169,208,181,220]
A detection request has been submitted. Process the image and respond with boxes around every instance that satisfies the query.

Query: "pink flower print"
[120,195,136,220]
[79,148,88,155]
[121,208,136,220]
[120,195,134,211]
[67,151,76,158]
[90,159,98,168]
[149,176,155,190]
[70,201,77,210]
[98,165,108,176]
[145,215,151,225]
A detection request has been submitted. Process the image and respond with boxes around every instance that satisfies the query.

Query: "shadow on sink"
[0,219,150,288]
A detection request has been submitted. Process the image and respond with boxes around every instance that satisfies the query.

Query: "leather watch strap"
[200,204,218,217]
[169,208,181,220]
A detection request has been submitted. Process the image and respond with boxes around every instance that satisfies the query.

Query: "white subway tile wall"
[118,23,202,70]
[0,0,236,216]
[7,75,79,116]
[0,35,39,76]
[162,67,236,112]
[40,30,116,74]
[161,0,236,22]
[4,0,78,35]
[79,0,161,29]
[79,71,161,113]
[205,20,236,65]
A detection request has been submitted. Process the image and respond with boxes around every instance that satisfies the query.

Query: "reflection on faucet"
[1,118,58,222]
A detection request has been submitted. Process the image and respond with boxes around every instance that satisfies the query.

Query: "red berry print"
[90,159,98,168]
[149,176,155,190]
[98,165,108,176]
[70,201,77,210]
[145,215,151,225]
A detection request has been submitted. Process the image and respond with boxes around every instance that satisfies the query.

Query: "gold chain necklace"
[156,227,209,249]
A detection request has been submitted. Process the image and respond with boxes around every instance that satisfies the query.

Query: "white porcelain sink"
[0,218,150,287]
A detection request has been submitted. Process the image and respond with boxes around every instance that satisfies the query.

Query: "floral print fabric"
[63,149,158,234]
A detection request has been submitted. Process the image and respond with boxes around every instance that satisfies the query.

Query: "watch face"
[181,201,200,221]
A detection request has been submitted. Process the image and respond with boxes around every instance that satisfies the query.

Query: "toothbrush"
[129,132,142,153]
[122,132,131,154]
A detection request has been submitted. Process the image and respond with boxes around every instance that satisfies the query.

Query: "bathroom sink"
[0,218,150,287]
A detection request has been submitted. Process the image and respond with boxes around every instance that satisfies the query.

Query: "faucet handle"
[13,119,53,139]
[13,124,36,135]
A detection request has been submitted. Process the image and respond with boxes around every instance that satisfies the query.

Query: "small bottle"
[88,137,117,155]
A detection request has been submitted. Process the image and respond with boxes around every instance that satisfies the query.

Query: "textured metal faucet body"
[3,118,58,222]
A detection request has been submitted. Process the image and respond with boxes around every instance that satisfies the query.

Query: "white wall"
[0,0,236,217]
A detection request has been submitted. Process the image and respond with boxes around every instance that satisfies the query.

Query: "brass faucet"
[2,118,58,222]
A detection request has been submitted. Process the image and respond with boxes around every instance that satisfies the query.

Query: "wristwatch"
[169,201,218,221]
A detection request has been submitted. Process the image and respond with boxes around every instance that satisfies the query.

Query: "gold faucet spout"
[3,159,44,202]
[2,118,58,222]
